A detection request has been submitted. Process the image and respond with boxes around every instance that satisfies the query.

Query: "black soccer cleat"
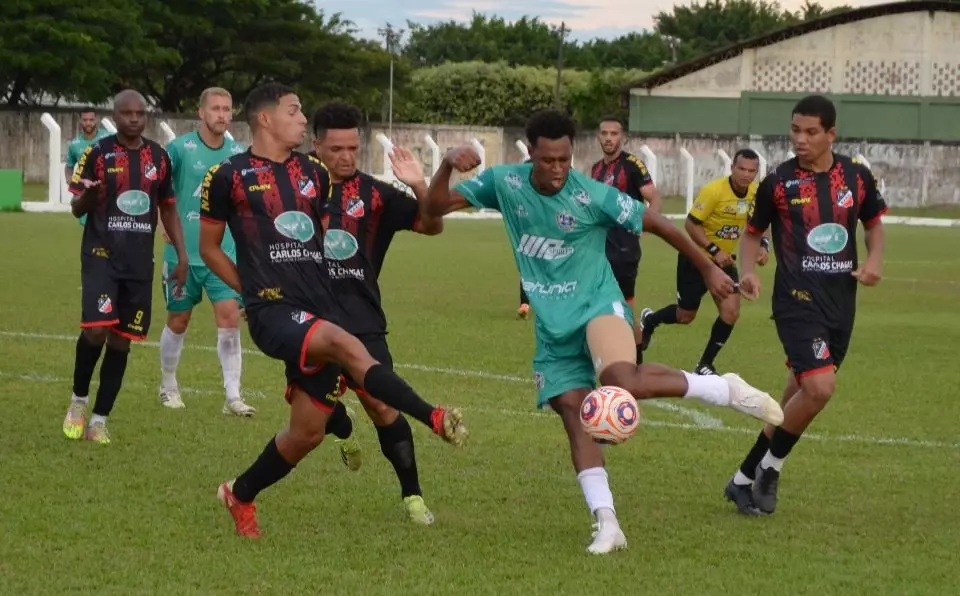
[752,465,781,514]
[724,479,761,516]
[694,362,718,376]
[638,308,655,351]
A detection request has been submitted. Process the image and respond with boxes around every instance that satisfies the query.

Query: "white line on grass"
[1,368,956,450]
[0,329,724,429]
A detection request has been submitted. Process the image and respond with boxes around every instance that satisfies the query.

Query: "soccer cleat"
[752,465,780,514]
[403,495,435,526]
[159,389,185,409]
[223,398,257,417]
[722,373,784,426]
[335,406,362,472]
[430,407,468,447]
[724,479,761,516]
[63,400,88,440]
[517,304,530,320]
[85,421,111,445]
[695,363,718,376]
[217,480,261,538]
[638,308,655,351]
[587,521,628,555]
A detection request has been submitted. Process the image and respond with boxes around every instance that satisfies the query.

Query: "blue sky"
[320,0,888,43]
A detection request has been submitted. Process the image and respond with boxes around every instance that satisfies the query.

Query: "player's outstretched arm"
[423,146,484,217]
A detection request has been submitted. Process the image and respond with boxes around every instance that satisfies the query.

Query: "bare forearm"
[684,219,712,250]
[424,161,455,218]
[201,247,242,294]
[410,180,443,235]
[864,222,885,262]
[159,203,187,261]
[641,186,662,214]
[739,232,763,276]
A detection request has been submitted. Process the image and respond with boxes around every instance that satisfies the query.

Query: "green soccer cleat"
[62,400,88,440]
[403,495,435,526]
[335,406,362,472]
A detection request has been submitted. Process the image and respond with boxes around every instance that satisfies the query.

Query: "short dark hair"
[243,82,296,128]
[599,115,625,130]
[733,148,759,163]
[525,110,576,148]
[792,95,836,131]
[79,107,96,115]
[312,102,363,138]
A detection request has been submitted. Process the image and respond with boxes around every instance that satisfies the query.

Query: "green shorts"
[162,261,240,313]
[532,296,633,408]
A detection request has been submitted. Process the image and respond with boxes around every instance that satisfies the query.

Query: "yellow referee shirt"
[687,176,759,256]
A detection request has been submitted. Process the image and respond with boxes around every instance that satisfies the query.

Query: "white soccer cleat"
[223,398,256,417]
[159,389,185,409]
[722,373,784,426]
[587,521,628,555]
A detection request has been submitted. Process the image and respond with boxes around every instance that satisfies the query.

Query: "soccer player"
[62,90,188,444]
[65,107,111,227]
[590,117,662,362]
[424,110,783,554]
[156,87,255,415]
[310,102,444,524]
[199,83,468,538]
[723,95,886,516]
[639,149,767,375]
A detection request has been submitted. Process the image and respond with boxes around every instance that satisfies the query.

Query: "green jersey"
[454,164,646,341]
[66,128,111,170]
[163,131,245,265]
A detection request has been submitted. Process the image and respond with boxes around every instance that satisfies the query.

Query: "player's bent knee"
[358,391,399,425]
[676,308,697,324]
[599,362,655,400]
[799,370,836,408]
[212,300,241,328]
[166,311,191,334]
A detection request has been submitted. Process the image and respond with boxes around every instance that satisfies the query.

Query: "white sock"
[577,467,616,519]
[760,450,785,472]
[217,327,242,401]
[732,470,753,486]
[89,414,107,426]
[160,326,186,391]
[682,371,730,406]
[71,394,89,404]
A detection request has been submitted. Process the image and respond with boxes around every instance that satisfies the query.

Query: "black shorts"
[676,254,739,312]
[609,260,639,301]
[775,315,853,380]
[246,303,343,411]
[80,271,153,341]
[343,335,393,393]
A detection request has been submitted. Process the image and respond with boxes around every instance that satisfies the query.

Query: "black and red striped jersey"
[748,153,887,325]
[590,151,654,263]
[69,135,173,280]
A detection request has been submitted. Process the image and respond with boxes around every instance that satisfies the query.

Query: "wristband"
[706,243,720,256]
[760,237,770,250]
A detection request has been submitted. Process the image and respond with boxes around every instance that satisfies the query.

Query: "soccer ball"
[580,386,640,445]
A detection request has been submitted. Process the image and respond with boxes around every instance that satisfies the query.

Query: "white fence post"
[40,113,67,207]
[101,117,117,133]
[470,138,486,173]
[375,133,395,180]
[855,153,886,195]
[225,130,235,141]
[679,147,695,213]
[717,149,733,175]
[515,139,530,162]
[750,148,767,177]
[160,121,176,143]
[424,134,441,178]
[638,145,658,186]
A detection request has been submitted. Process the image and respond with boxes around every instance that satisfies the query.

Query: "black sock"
[646,304,678,330]
[325,401,353,440]
[738,431,771,479]
[92,345,128,416]
[769,427,801,460]
[362,364,436,429]
[377,416,422,498]
[72,333,104,397]
[635,344,644,364]
[520,287,529,305]
[233,437,295,503]
[699,318,734,367]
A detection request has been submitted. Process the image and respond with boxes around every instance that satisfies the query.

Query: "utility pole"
[378,23,405,137]
[554,22,567,111]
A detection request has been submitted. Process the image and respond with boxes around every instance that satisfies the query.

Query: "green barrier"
[0,169,23,211]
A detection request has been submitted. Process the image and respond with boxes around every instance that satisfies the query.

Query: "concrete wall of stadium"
[2,109,959,206]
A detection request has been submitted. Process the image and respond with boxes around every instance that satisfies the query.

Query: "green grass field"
[1,214,959,595]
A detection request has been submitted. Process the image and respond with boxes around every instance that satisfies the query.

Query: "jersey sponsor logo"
[323,229,359,260]
[517,234,574,260]
[390,179,414,197]
[716,224,742,240]
[785,178,804,189]
[107,167,124,174]
[184,140,197,151]
[836,187,853,208]
[248,184,271,192]
[116,190,151,216]
[346,198,364,218]
[274,211,316,242]
[144,164,158,181]
[186,211,200,221]
[193,160,208,171]
[291,310,315,324]
[257,287,283,300]
[241,166,269,176]
[790,196,811,206]
[616,194,636,225]
[298,177,316,198]
[516,204,527,218]
[806,223,848,254]
[231,143,244,154]
[573,190,591,206]
[504,172,523,190]
[555,210,576,232]
[521,278,578,297]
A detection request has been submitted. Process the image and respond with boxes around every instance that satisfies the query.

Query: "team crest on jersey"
[193,160,207,171]
[291,310,315,324]
[737,200,748,214]
[184,140,197,151]
[516,204,527,218]
[836,187,853,208]
[298,177,316,198]
[144,164,157,180]
[812,338,830,360]
[346,198,365,218]
[97,295,113,314]
[555,210,576,232]
[604,173,615,185]
[573,190,591,206]
[504,172,523,190]
[534,371,545,391]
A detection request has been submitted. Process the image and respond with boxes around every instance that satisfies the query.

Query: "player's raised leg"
[586,313,784,426]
